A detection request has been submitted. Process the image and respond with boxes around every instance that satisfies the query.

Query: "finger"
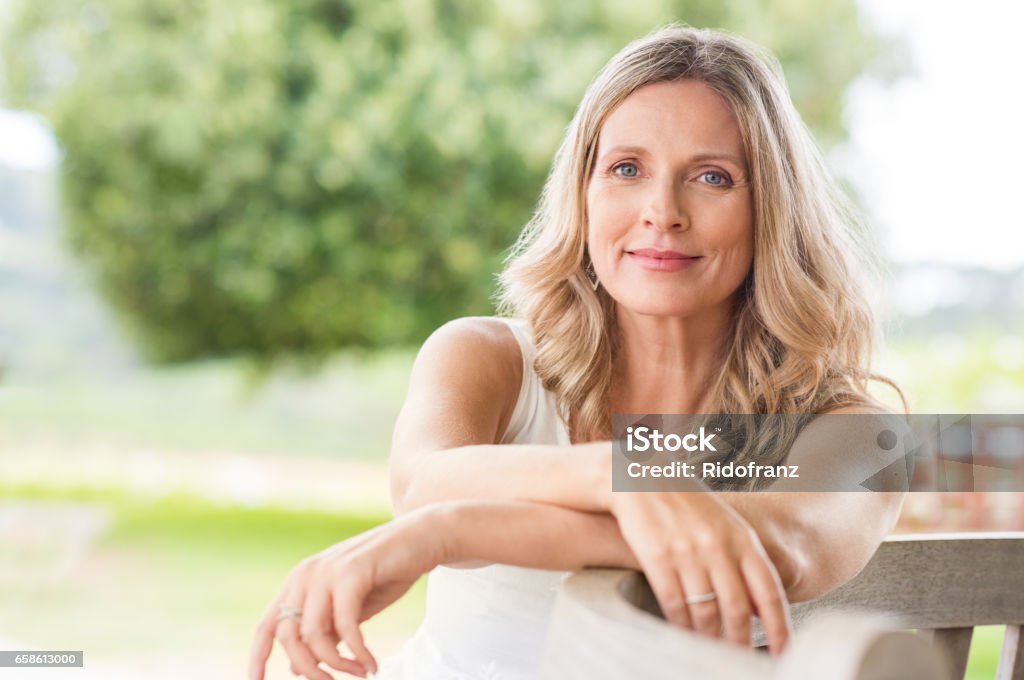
[249,596,283,680]
[301,587,367,676]
[679,561,721,638]
[305,628,366,678]
[741,554,792,655]
[277,590,337,680]
[333,588,379,676]
[707,559,753,648]
[642,560,692,629]
[277,618,337,680]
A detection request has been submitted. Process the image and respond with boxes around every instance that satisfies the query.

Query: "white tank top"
[376,317,573,679]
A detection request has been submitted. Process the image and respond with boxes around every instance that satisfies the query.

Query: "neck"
[610,303,733,415]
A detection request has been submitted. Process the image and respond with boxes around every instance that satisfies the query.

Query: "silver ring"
[685,591,717,605]
[277,603,303,624]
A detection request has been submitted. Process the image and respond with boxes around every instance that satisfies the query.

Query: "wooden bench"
[542,533,1024,679]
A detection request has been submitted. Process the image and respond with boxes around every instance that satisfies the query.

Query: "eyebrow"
[598,145,746,168]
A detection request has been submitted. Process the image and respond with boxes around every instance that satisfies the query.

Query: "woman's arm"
[391,320,904,603]
[431,499,639,571]
[717,408,908,601]
[389,317,609,516]
[249,501,639,680]
[711,491,904,602]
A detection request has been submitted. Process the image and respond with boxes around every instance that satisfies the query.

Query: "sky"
[838,0,1024,270]
[1,0,1023,271]
[0,108,59,170]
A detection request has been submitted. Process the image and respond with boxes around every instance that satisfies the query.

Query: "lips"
[626,248,702,272]
[627,248,695,259]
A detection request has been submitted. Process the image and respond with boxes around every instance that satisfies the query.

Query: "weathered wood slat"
[751,533,1024,644]
[998,625,1024,680]
[919,627,973,680]
[776,614,948,680]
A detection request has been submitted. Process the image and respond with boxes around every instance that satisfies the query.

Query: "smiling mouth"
[625,249,702,272]
[627,249,699,259]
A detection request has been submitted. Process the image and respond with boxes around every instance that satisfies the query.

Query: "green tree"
[0,0,891,362]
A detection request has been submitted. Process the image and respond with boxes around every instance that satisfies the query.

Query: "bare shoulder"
[816,400,909,441]
[414,316,523,389]
[400,317,525,444]
[809,399,906,443]
[422,316,521,355]
[781,399,910,492]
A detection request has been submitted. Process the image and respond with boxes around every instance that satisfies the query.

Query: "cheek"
[730,226,755,274]
[586,186,633,240]
[733,216,754,259]
[700,202,754,283]
[584,186,598,240]
[735,225,755,282]
[708,197,753,250]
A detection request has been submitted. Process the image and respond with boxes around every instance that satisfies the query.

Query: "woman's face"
[586,79,754,320]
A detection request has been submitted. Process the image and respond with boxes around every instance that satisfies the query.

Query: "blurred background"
[1,0,1021,678]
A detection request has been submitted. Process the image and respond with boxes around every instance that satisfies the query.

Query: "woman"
[250,24,905,680]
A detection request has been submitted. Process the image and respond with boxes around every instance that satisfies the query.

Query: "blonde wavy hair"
[497,24,902,443]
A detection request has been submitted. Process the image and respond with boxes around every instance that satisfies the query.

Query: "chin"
[612,290,709,318]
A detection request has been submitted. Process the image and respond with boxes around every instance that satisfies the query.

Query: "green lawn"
[965,626,1006,679]
[0,485,426,666]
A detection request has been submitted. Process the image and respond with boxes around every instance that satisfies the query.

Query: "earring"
[585,261,600,291]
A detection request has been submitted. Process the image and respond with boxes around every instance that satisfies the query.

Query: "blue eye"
[613,162,639,178]
[701,171,731,186]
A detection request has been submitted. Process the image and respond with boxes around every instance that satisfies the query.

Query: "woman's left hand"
[607,490,793,654]
[248,509,448,680]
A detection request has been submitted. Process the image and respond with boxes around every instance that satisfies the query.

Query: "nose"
[641,177,688,232]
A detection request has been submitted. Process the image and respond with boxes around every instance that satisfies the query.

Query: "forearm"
[392,442,608,516]
[398,444,902,601]
[716,491,905,601]
[427,499,639,572]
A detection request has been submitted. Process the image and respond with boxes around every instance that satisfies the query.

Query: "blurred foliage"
[2,351,413,460]
[879,328,1024,413]
[1,0,888,361]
